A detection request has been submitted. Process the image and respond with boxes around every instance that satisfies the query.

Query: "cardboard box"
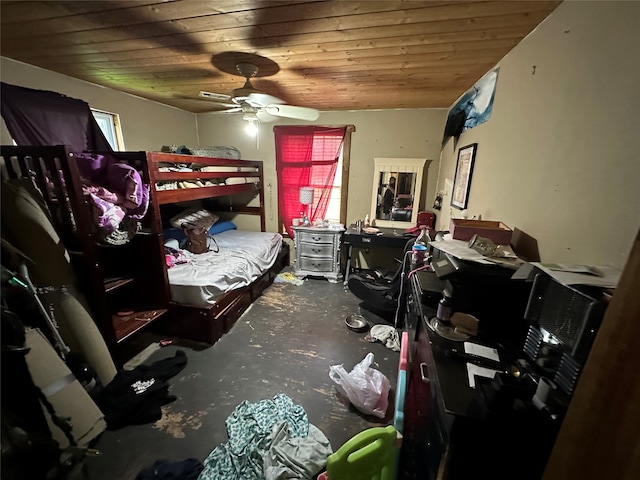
[449,219,513,245]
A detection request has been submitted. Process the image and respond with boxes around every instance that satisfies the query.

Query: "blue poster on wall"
[442,67,499,147]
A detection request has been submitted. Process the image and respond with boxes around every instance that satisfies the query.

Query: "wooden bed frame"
[142,151,290,345]
[1,145,289,363]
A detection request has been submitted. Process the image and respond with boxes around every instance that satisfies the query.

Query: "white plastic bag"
[329,352,390,418]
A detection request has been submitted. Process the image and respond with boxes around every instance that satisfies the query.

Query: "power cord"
[393,250,413,329]
[394,251,434,328]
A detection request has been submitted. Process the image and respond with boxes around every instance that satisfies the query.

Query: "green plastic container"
[325,425,397,480]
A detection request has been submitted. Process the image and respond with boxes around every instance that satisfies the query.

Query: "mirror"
[370,157,426,228]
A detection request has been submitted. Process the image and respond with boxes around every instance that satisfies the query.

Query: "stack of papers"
[540,263,603,276]
[464,342,501,388]
[464,342,500,362]
[531,262,621,288]
[466,363,501,388]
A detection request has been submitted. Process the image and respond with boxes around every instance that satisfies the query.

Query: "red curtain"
[275,126,346,236]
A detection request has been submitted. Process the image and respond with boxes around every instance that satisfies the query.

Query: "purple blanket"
[76,152,150,235]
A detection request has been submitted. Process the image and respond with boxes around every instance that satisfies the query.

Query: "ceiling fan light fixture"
[243,111,259,136]
[245,120,258,137]
[200,61,318,122]
[242,111,258,122]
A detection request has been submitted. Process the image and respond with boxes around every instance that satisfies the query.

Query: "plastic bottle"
[410,227,429,269]
[414,226,429,247]
[364,214,370,227]
[411,244,427,270]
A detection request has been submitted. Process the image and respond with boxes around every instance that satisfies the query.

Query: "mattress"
[168,230,283,306]
[200,165,257,173]
[225,177,260,185]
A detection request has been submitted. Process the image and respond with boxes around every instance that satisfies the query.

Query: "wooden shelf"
[113,308,168,343]
[156,183,259,204]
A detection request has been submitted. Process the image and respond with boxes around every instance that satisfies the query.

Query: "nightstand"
[292,225,345,283]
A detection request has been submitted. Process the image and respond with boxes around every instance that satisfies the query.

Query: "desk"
[402,271,560,480]
[342,224,414,285]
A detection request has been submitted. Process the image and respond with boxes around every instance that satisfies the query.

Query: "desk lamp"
[299,187,314,226]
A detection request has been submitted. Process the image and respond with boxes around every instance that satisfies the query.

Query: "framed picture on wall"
[451,143,477,210]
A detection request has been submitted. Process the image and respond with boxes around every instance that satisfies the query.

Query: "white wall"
[1,57,198,150]
[435,1,640,269]
[196,109,447,234]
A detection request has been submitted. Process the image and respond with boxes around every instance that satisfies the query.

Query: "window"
[91,109,124,150]
[274,126,354,236]
[323,147,343,223]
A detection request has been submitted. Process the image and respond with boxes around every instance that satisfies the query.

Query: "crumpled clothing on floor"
[135,458,203,480]
[274,272,304,286]
[94,350,188,430]
[198,393,332,480]
[365,325,400,351]
[264,423,332,480]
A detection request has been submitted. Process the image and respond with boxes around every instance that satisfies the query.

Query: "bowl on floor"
[345,314,369,332]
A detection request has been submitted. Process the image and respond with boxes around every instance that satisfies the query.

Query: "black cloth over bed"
[1,82,112,152]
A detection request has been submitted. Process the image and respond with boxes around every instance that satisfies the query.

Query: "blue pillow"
[163,227,186,242]
[209,220,237,235]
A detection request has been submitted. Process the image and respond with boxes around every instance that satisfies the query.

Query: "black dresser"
[399,270,562,480]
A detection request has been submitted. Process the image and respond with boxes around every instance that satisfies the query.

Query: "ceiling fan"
[199,62,319,123]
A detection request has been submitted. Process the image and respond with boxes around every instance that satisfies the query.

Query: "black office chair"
[347,238,415,314]
[347,231,452,315]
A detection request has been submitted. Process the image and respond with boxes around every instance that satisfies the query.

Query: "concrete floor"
[85,275,401,480]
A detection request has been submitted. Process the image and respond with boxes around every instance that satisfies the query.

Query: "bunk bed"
[0,146,289,364]
[1,145,170,367]
[144,151,290,344]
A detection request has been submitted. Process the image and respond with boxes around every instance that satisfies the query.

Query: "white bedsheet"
[168,230,282,306]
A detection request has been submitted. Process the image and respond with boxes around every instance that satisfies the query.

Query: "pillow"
[164,238,181,250]
[169,208,219,230]
[208,220,237,235]
[163,227,186,242]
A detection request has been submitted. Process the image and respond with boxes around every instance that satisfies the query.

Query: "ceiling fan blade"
[199,91,233,102]
[256,109,278,123]
[247,92,285,107]
[264,104,319,121]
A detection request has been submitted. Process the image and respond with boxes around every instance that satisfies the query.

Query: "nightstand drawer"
[299,257,335,272]
[292,226,344,283]
[298,231,335,244]
[300,242,334,258]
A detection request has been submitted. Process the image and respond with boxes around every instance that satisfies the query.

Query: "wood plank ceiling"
[0,0,561,113]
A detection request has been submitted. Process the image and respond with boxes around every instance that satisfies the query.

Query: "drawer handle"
[312,236,321,241]
[311,248,321,253]
[420,362,430,384]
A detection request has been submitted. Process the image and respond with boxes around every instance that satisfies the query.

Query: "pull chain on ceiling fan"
[199,62,320,122]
